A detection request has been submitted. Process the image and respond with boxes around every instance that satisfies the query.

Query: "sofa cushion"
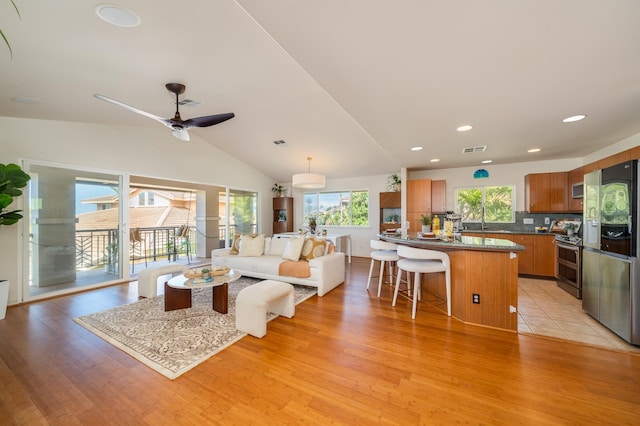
[239,234,265,256]
[282,235,305,261]
[300,237,328,261]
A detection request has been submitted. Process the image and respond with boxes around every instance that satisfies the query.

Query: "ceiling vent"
[177,99,200,107]
[462,146,487,154]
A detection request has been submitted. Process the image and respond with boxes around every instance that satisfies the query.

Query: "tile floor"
[518,276,640,354]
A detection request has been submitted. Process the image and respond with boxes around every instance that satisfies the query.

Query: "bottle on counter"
[432,215,440,234]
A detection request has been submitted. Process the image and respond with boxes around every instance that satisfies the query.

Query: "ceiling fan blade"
[183,113,235,128]
[94,94,167,125]
[171,128,190,142]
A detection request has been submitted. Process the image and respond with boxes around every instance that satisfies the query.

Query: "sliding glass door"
[25,163,123,299]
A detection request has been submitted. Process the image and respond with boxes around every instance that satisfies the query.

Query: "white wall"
[0,117,274,305]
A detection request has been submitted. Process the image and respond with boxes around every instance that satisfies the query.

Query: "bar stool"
[393,245,451,319]
[366,240,400,297]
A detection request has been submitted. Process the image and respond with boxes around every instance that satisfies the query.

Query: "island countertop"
[378,233,525,252]
[377,232,521,331]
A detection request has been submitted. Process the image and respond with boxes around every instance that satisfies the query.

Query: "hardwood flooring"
[1,257,639,425]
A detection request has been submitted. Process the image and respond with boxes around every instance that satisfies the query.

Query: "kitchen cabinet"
[463,232,555,277]
[431,180,446,214]
[407,179,432,232]
[379,191,401,232]
[525,172,568,212]
[273,197,293,234]
[533,234,556,277]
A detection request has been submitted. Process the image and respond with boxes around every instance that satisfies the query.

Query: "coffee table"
[164,270,241,313]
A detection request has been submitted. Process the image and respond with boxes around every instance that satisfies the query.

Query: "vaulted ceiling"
[2,1,640,182]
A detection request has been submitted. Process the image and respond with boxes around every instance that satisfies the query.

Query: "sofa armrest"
[309,252,345,296]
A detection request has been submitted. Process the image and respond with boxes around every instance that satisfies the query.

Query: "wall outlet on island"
[472,293,480,304]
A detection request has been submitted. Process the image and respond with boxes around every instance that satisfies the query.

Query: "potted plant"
[272,183,287,197]
[564,222,579,236]
[386,173,401,192]
[420,214,432,234]
[201,268,211,279]
[0,162,30,320]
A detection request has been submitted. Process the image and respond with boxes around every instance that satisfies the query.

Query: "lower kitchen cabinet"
[463,232,555,277]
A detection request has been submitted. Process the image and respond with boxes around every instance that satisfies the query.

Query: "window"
[303,190,369,226]
[455,185,514,223]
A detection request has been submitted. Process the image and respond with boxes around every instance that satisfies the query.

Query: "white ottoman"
[236,280,295,338]
[137,264,189,298]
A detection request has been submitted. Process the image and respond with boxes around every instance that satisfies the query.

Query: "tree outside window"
[303,190,369,226]
[455,186,514,223]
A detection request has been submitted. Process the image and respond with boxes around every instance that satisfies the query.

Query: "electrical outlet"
[472,293,480,304]
[545,217,550,225]
[523,218,534,225]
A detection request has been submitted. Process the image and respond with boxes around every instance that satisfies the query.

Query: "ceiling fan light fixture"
[292,157,326,189]
[95,4,141,28]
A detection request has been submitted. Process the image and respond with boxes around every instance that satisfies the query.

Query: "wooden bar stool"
[392,245,451,319]
[366,240,400,297]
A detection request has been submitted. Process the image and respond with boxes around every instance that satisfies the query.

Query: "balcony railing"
[72,224,256,271]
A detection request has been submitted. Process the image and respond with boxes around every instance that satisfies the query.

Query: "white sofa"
[211,235,345,297]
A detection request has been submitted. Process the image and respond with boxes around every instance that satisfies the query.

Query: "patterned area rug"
[74,277,316,379]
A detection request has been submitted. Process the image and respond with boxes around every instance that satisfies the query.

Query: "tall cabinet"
[273,197,293,234]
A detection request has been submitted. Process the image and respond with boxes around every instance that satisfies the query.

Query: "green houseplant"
[0,162,30,319]
[420,214,432,233]
[0,163,31,226]
[272,183,286,197]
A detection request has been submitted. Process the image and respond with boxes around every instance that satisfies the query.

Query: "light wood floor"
[1,257,639,425]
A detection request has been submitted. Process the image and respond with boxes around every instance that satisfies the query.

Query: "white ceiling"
[2,1,640,183]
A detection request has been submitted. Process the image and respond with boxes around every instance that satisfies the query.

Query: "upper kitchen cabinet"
[407,179,432,232]
[431,180,446,214]
[525,172,568,213]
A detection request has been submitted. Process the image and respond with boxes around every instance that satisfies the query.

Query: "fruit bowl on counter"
[535,227,548,233]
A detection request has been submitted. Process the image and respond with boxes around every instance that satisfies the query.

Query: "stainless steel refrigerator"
[582,160,640,345]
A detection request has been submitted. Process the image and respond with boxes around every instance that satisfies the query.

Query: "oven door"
[556,242,582,298]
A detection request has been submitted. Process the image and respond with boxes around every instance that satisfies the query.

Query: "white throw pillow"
[282,236,305,261]
[263,237,272,255]
[268,237,289,256]
[239,234,265,257]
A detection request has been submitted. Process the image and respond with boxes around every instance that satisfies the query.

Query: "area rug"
[74,277,316,379]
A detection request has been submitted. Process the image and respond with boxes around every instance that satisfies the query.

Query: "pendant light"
[292,157,326,189]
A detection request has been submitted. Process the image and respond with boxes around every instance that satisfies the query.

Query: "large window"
[303,190,369,226]
[455,185,515,223]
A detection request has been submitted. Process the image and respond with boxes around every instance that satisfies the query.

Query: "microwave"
[571,182,583,199]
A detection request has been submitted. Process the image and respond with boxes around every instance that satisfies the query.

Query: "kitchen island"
[379,233,525,331]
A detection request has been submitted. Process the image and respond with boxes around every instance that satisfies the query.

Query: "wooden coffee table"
[164,270,241,313]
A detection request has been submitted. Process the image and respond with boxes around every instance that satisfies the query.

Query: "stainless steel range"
[555,234,583,298]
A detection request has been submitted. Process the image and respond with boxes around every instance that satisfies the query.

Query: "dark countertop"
[378,233,525,252]
[462,230,555,236]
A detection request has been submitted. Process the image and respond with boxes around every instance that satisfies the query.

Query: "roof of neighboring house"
[76,206,195,230]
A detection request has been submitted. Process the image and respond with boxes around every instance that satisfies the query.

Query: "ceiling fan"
[94,83,235,141]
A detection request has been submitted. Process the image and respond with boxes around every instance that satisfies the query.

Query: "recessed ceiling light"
[430,158,440,163]
[11,96,42,104]
[481,160,493,164]
[528,148,541,153]
[563,114,586,123]
[411,146,423,151]
[95,4,141,27]
[457,125,473,132]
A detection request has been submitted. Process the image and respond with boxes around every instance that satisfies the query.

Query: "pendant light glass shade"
[292,157,326,189]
